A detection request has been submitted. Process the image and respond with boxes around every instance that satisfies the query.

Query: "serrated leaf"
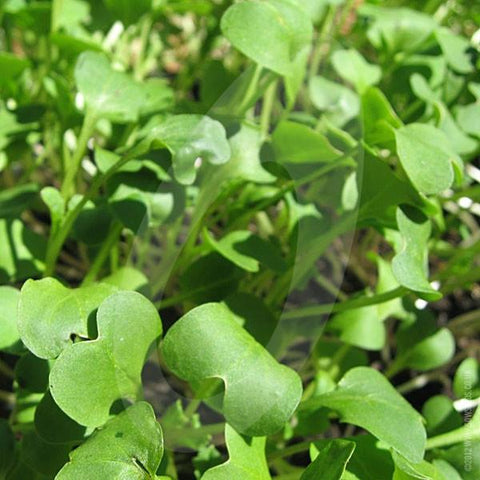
[202,424,270,480]
[50,291,162,428]
[220,0,313,76]
[74,51,145,123]
[307,367,426,463]
[162,303,302,436]
[395,124,456,195]
[18,277,118,359]
[56,402,163,480]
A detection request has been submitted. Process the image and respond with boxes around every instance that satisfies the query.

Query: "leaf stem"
[61,109,97,200]
[268,440,312,461]
[81,221,123,286]
[260,80,277,139]
[426,423,480,450]
[282,286,407,320]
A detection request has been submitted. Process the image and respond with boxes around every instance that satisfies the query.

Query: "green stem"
[61,109,97,199]
[426,423,480,450]
[0,359,14,379]
[268,440,312,461]
[260,80,277,139]
[0,390,14,404]
[81,222,123,286]
[44,149,137,277]
[282,286,406,320]
[239,64,263,113]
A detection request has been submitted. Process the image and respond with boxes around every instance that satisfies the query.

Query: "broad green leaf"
[162,303,302,436]
[331,49,381,93]
[0,420,15,477]
[432,460,463,480]
[394,124,456,195]
[35,391,88,444]
[220,0,313,76]
[0,286,22,353]
[437,441,480,480]
[311,434,394,480]
[392,316,455,374]
[205,229,286,273]
[0,183,38,218]
[309,76,359,127]
[103,0,152,25]
[361,87,402,147]
[360,6,437,55]
[102,266,150,295]
[272,121,343,164]
[453,357,480,399]
[50,291,162,428]
[19,430,70,477]
[422,395,462,437]
[74,51,145,123]
[226,123,275,183]
[307,367,426,463]
[179,252,245,305]
[140,115,231,185]
[436,28,473,74]
[56,402,163,480]
[139,79,174,117]
[14,352,51,394]
[17,278,118,359]
[391,207,441,299]
[456,102,480,139]
[392,451,442,480]
[0,52,29,83]
[202,424,270,480]
[0,219,46,283]
[302,439,355,480]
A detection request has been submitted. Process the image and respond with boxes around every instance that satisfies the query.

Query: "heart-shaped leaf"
[394,123,456,195]
[162,303,302,436]
[74,51,145,123]
[18,278,118,359]
[202,424,270,480]
[49,291,162,428]
[220,0,313,76]
[307,367,426,463]
[56,402,163,479]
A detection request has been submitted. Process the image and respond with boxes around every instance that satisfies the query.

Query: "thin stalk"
[268,440,312,461]
[0,390,14,404]
[61,109,97,199]
[282,286,406,320]
[238,64,263,113]
[260,80,277,139]
[426,423,480,450]
[81,222,123,286]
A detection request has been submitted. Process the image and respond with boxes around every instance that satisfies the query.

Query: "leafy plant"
[0,0,479,479]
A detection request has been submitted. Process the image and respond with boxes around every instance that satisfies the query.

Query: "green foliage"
[0,0,478,478]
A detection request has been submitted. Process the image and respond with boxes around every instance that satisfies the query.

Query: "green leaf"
[422,395,462,437]
[205,229,286,273]
[226,123,275,183]
[220,0,313,76]
[309,76,359,127]
[50,291,162,428]
[331,49,382,93]
[394,124,456,195]
[0,219,46,283]
[436,28,474,74]
[432,460,463,480]
[391,207,441,300]
[0,52,29,83]
[302,439,355,480]
[392,451,442,480]
[0,286,22,353]
[393,315,455,373]
[456,102,480,139]
[453,357,480,399]
[74,51,145,123]
[437,441,480,480]
[0,420,15,478]
[162,303,302,436]
[103,0,152,25]
[18,278,118,359]
[102,266,150,295]
[272,121,343,164]
[307,367,426,463]
[0,183,38,218]
[140,115,231,185]
[56,402,163,479]
[202,424,270,480]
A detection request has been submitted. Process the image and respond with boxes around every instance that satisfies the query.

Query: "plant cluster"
[0,0,480,479]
